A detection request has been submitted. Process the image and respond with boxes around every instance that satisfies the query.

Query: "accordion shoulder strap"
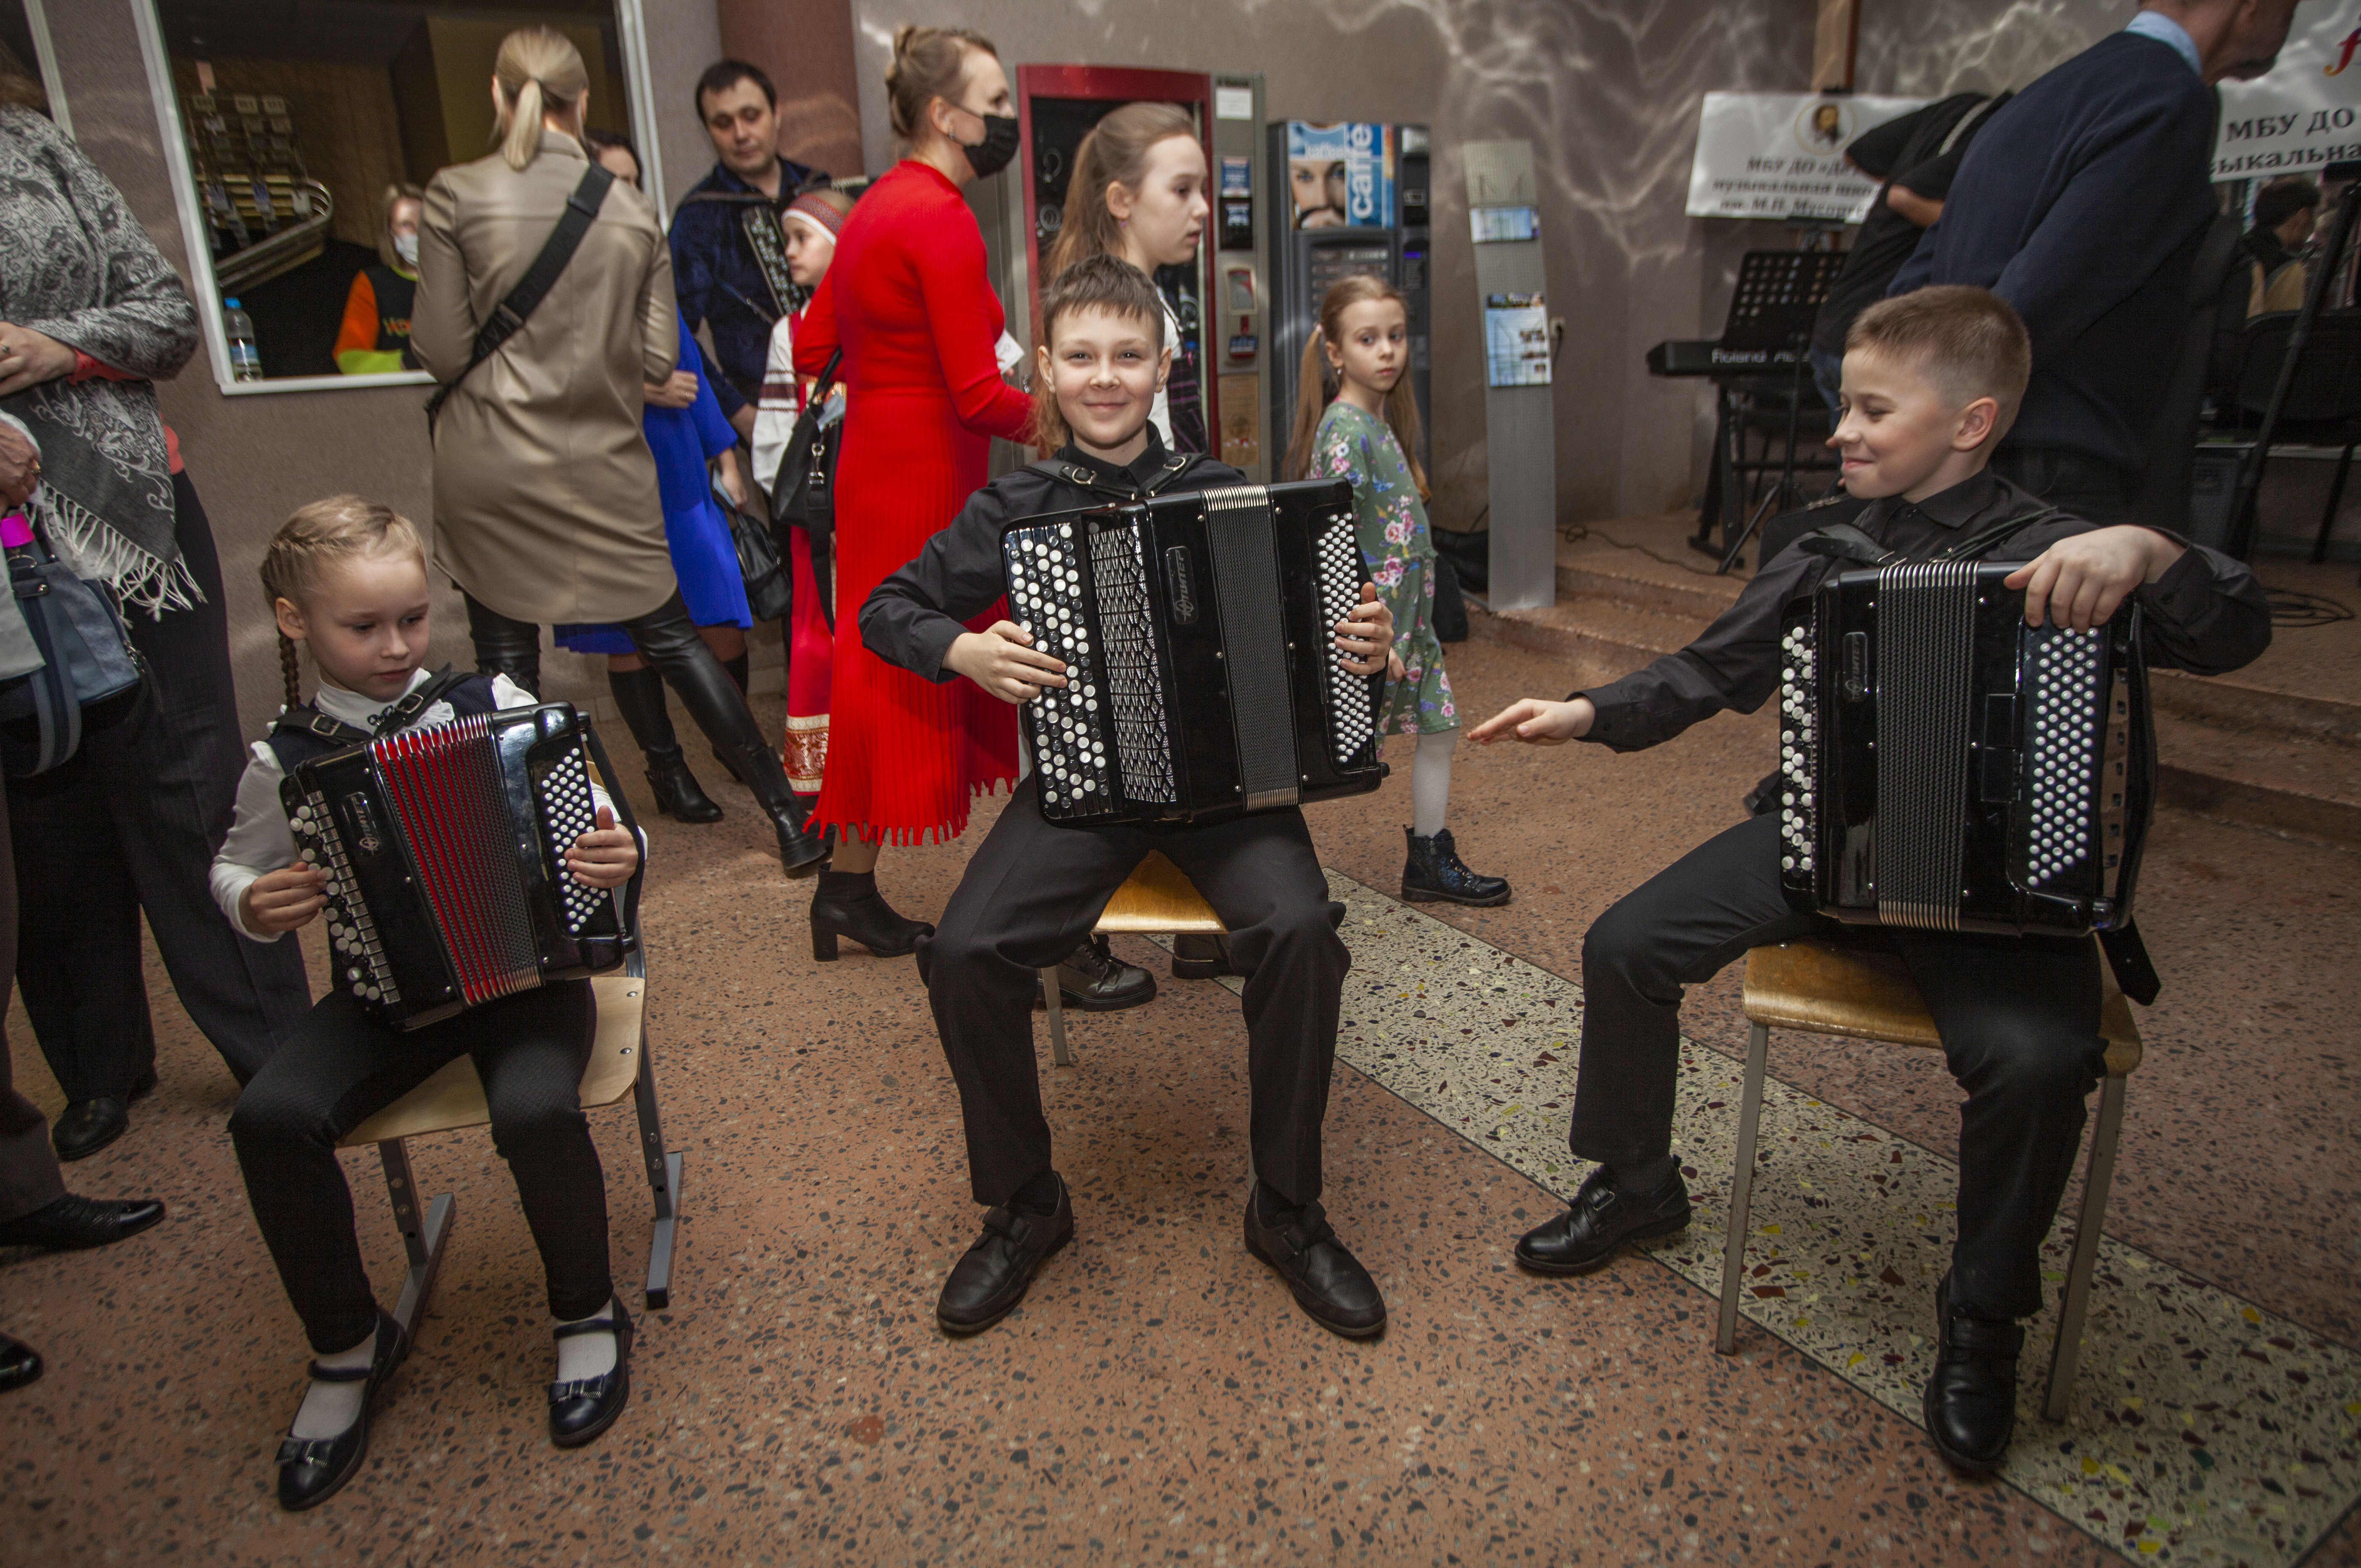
[1932,505,2074,562]
[1796,505,2076,570]
[1027,452,1201,503]
[269,666,482,754]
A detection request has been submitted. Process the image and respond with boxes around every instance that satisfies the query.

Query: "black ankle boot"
[610,668,721,823]
[1401,826,1512,906]
[636,625,829,876]
[1923,1274,2024,1473]
[810,870,935,959]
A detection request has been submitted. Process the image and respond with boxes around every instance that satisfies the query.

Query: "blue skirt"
[555,494,753,655]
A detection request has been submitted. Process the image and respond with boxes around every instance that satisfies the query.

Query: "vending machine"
[1263,121,1432,475]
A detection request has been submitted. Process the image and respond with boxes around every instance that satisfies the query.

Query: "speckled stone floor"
[2,634,2354,1566]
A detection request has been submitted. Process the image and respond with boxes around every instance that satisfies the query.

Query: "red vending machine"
[1012,66,1220,456]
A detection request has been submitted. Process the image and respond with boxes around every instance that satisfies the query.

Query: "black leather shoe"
[276,1310,406,1512]
[1402,826,1511,906]
[937,1178,1074,1335]
[1170,933,1234,979]
[1039,937,1156,1011]
[811,870,934,959]
[1244,1186,1385,1338]
[0,1192,166,1250]
[52,1098,128,1161]
[1514,1165,1691,1275]
[549,1298,635,1449]
[1923,1274,2024,1474]
[0,1333,41,1392]
[645,748,723,823]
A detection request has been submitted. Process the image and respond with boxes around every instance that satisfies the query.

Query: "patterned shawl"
[0,104,202,612]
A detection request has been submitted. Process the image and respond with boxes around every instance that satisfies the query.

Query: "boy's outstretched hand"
[1471,695,1595,747]
[1334,582,1404,680]
[948,621,1070,704]
[2004,525,2184,632]
[565,806,639,889]
[242,860,327,934]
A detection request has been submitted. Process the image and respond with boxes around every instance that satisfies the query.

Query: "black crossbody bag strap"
[424,163,616,435]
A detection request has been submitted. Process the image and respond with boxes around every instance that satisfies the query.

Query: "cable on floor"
[2264,585,2356,627]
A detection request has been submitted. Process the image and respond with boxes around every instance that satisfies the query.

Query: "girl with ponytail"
[1287,275,1510,909]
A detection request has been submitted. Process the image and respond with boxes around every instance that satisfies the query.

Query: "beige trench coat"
[414,132,679,626]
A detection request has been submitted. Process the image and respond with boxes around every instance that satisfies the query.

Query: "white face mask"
[394,231,419,268]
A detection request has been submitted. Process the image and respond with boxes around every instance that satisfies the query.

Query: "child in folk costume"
[1288,274,1510,907]
[861,256,1400,1340]
[752,187,856,802]
[213,499,641,1511]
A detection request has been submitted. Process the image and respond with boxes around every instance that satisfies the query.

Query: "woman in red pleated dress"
[789,27,1045,963]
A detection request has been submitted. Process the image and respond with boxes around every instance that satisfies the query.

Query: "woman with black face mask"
[785,26,1154,1011]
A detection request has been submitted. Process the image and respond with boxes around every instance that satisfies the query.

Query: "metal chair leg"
[630,1027,683,1310]
[377,1138,452,1342]
[1043,966,1073,1066]
[1716,1022,1771,1355]
[2044,1072,2127,1422]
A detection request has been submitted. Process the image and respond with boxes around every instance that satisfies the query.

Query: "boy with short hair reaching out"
[861,255,1401,1340]
[1474,287,2269,1473]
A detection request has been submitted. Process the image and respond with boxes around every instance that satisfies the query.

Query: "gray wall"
[845,0,1814,528]
[1855,0,2127,95]
[40,0,722,741]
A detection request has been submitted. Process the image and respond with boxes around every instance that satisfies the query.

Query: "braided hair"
[258,496,426,711]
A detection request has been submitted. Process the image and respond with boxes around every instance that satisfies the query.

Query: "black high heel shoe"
[275,1309,406,1512]
[549,1299,634,1449]
[810,871,935,960]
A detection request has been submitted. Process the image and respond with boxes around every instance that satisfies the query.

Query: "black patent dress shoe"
[1243,1186,1386,1339]
[549,1298,635,1449]
[1039,937,1156,1011]
[52,1098,128,1161]
[810,870,935,959]
[276,1310,406,1513]
[0,1333,42,1392]
[1923,1274,2024,1474]
[1514,1165,1691,1276]
[0,1192,166,1250]
[645,748,723,823]
[937,1178,1074,1335]
[1402,826,1511,907]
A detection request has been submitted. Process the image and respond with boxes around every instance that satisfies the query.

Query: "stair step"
[1553,555,1745,623]
[2149,668,2361,747]
[1471,597,1703,686]
[2154,712,2361,850]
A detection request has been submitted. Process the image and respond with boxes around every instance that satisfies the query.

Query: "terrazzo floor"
[1,633,2353,1566]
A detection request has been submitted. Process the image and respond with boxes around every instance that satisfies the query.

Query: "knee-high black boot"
[608,668,721,824]
[464,593,542,697]
[710,652,753,783]
[624,596,828,876]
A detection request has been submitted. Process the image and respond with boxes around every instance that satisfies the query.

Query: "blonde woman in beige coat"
[413,26,826,876]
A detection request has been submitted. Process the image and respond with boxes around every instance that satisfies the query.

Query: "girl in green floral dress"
[1288,276,1509,906]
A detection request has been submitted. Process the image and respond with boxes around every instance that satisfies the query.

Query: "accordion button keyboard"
[1313,521,1377,765]
[1008,522,1117,815]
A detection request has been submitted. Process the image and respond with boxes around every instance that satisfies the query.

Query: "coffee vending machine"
[964,67,1274,479]
[1263,121,1432,475]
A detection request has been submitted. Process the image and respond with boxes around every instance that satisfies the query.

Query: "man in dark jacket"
[670,60,825,417]
[1891,0,2306,524]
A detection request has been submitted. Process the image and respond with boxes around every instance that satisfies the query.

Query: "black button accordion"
[1775,560,2152,937]
[999,478,1389,827]
[280,703,636,1031]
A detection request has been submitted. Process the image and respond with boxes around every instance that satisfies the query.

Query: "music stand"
[1689,250,1847,573]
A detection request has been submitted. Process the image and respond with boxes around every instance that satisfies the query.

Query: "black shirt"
[1574,470,2271,754]
[1809,93,2003,359]
[861,430,1247,681]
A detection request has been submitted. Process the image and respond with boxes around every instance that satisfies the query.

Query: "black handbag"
[0,512,148,778]
[768,349,842,630]
[718,473,794,623]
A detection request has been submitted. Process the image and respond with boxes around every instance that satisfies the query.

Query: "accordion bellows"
[282,703,634,1030]
[1777,560,2151,937]
[1001,479,1388,828]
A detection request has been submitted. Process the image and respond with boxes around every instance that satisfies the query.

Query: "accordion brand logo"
[1163,546,1198,624]
[343,792,383,854]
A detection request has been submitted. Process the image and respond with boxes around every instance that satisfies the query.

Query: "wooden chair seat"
[1719,936,2142,1423]
[1041,851,1225,1068]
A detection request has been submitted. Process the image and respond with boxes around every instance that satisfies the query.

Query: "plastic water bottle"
[223,298,262,382]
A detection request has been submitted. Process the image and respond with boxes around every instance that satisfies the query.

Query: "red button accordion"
[280,703,635,1031]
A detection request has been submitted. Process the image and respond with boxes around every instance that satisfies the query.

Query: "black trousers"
[0,787,67,1225]
[918,776,1350,1209]
[1990,446,2138,529]
[1570,811,2107,1322]
[5,473,312,1092]
[227,982,612,1354]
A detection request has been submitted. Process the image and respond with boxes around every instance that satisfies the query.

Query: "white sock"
[1412,729,1457,839]
[554,1301,618,1382]
[289,1330,378,1440]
